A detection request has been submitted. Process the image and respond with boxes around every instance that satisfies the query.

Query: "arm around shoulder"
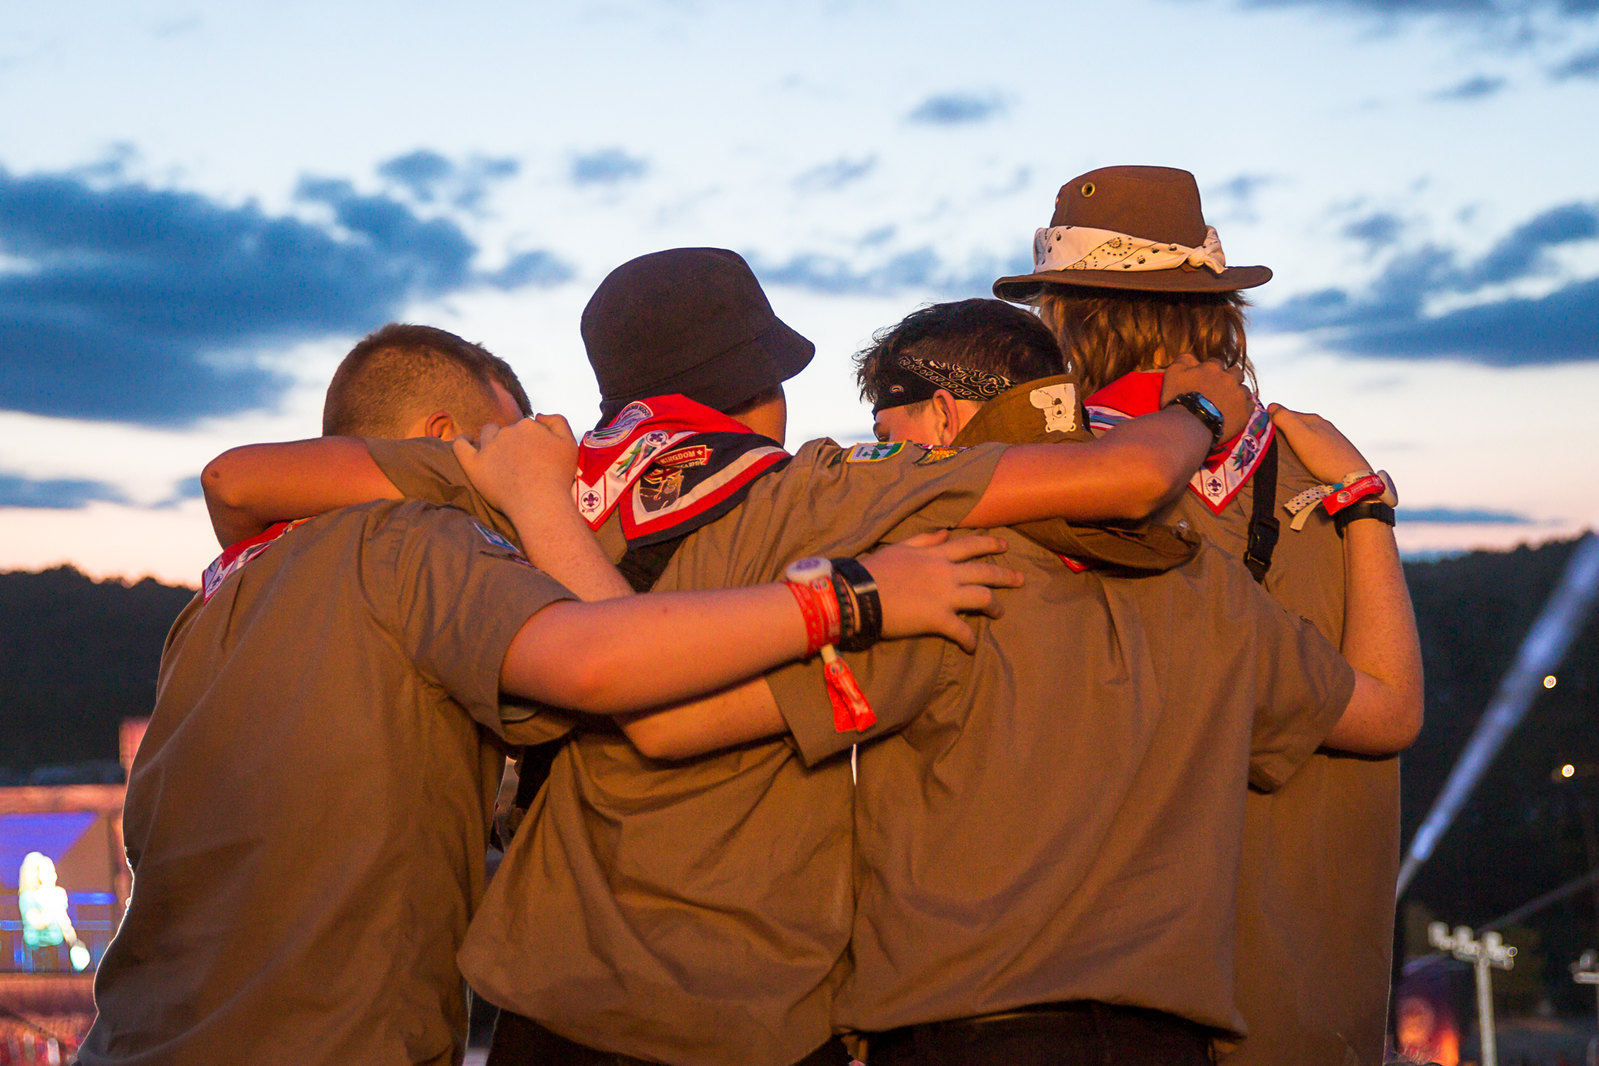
[202,437,400,546]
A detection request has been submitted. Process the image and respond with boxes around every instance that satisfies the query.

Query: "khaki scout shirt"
[1168,435,1399,1066]
[366,436,1007,1066]
[80,501,572,1066]
[761,381,1357,1037]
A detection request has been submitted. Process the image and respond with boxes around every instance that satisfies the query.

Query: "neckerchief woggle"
[575,395,789,547]
[201,517,313,602]
[1085,370,1275,514]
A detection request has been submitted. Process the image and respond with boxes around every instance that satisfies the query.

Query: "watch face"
[1192,393,1223,422]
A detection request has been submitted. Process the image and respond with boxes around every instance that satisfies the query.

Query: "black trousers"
[486,1008,855,1066]
[863,1001,1215,1066]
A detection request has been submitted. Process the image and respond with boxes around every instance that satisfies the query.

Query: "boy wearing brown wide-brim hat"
[996,165,1413,1066]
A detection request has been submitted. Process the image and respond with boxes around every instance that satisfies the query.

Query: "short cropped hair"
[855,299,1065,410]
[1035,287,1254,397]
[322,324,530,437]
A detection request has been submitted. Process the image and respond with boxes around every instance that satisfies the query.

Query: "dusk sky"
[3,0,1597,585]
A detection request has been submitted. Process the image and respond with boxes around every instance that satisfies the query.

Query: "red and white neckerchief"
[201,517,312,602]
[1085,370,1275,514]
[574,395,789,547]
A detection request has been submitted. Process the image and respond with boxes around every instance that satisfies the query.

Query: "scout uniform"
[1088,374,1396,1065]
[993,164,1400,1065]
[80,500,574,1066]
[759,379,1356,1058]
[366,431,1010,1066]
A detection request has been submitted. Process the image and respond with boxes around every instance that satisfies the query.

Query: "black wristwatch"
[1334,500,1397,537]
[1165,391,1226,449]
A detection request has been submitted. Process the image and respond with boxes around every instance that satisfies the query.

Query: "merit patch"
[914,444,963,466]
[474,522,526,560]
[1029,382,1078,434]
[845,442,905,463]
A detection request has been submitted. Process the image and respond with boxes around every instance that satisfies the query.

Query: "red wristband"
[1322,473,1386,516]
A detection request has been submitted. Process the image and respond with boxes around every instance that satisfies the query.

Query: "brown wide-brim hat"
[993,165,1272,302]
[584,248,814,424]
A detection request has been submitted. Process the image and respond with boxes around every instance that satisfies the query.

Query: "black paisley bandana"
[872,353,1014,413]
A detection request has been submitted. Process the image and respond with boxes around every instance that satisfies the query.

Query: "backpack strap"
[1243,437,1280,584]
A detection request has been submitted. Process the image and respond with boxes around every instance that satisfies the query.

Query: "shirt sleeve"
[1236,564,1357,791]
[764,629,955,766]
[365,437,521,543]
[379,502,579,744]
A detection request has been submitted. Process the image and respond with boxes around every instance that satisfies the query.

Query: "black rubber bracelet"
[1334,500,1397,537]
[830,572,857,648]
[831,556,883,652]
[1164,391,1226,450]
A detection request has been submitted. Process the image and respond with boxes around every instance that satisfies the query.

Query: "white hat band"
[1031,224,1228,276]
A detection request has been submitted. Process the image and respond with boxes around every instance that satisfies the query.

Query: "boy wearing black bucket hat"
[997,166,1412,1066]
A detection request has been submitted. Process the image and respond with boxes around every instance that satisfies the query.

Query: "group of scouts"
[77,165,1424,1066]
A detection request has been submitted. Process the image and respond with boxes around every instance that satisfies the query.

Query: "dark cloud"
[906,93,1005,125]
[0,474,127,509]
[751,246,1024,299]
[570,148,649,185]
[794,156,877,192]
[1431,74,1507,99]
[0,160,573,426]
[1261,201,1599,365]
[1404,507,1537,524]
[376,150,519,210]
[1552,46,1599,78]
[1342,211,1407,246]
[1467,202,1599,285]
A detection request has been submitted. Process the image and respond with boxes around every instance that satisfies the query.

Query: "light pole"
[1572,950,1599,1066]
[1430,922,1517,1066]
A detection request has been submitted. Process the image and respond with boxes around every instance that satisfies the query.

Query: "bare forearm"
[616,678,787,760]
[962,408,1208,528]
[501,499,633,600]
[202,438,399,546]
[1323,521,1425,753]
[501,586,808,714]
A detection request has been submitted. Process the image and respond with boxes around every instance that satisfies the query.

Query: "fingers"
[938,616,978,654]
[954,560,1024,591]
[936,533,1007,563]
[535,413,576,443]
[897,530,952,549]
[479,422,502,448]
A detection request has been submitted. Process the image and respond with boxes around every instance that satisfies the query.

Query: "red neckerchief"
[1085,370,1275,514]
[574,395,789,547]
[201,517,312,602]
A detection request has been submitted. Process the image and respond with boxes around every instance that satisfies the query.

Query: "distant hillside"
[0,567,195,776]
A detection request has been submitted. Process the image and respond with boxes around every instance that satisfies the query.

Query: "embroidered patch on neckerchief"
[575,395,789,547]
[1085,370,1275,515]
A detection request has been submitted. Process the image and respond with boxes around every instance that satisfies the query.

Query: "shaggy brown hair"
[1035,287,1254,396]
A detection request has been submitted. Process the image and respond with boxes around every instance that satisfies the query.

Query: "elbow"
[543,644,635,716]
[201,449,245,512]
[1389,690,1425,752]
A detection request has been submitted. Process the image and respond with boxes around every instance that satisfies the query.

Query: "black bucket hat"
[583,248,815,423]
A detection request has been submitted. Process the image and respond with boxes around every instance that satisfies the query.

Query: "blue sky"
[2,0,1596,582]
